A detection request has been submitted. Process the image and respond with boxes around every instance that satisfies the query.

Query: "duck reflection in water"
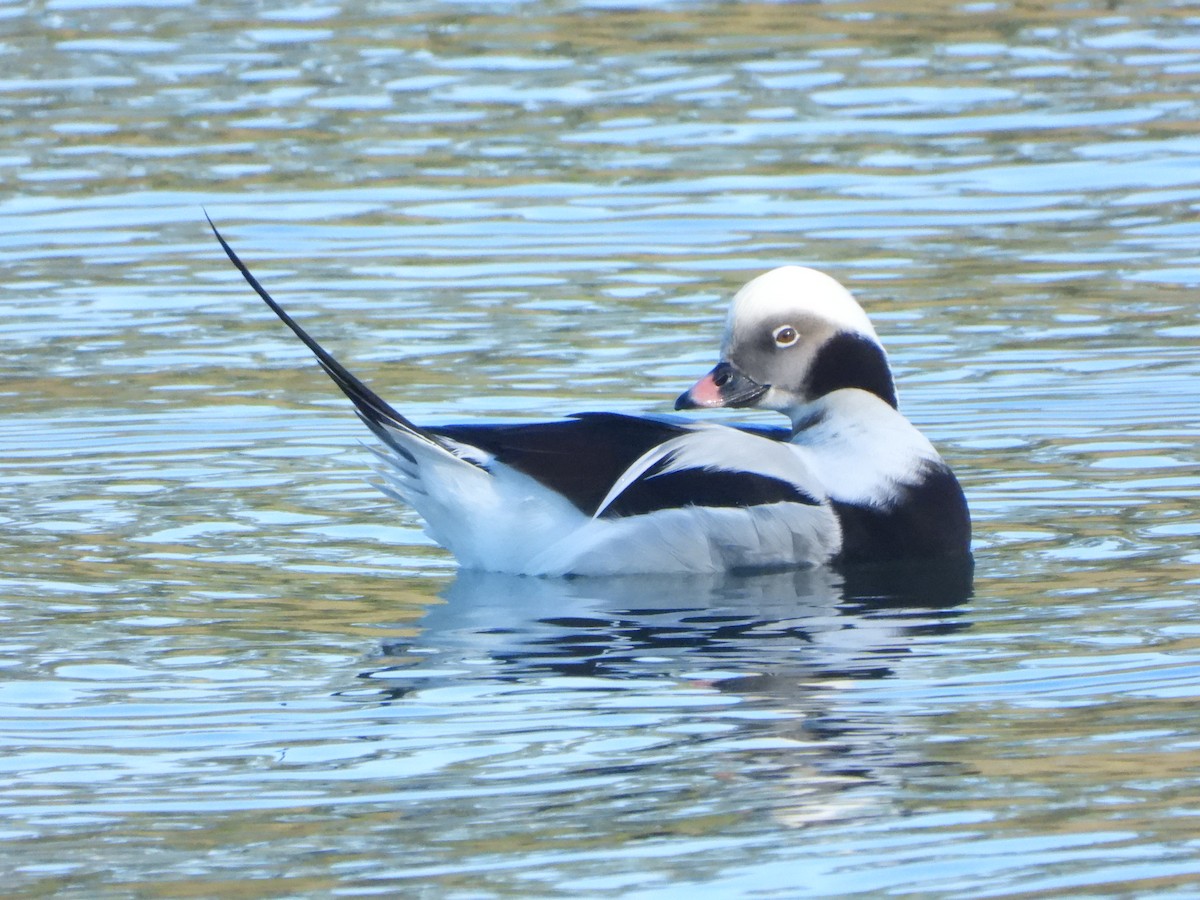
[370,559,971,690]
[358,560,973,826]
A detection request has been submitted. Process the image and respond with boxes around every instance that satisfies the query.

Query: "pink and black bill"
[675,361,769,410]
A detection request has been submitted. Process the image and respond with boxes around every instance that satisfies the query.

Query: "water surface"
[3,1,1200,896]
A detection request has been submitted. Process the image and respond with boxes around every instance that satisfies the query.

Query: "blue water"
[2,2,1200,896]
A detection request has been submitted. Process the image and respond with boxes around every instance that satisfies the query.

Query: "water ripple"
[3,2,1200,897]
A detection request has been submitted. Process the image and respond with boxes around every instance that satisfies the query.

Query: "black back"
[432,413,691,516]
[433,413,813,520]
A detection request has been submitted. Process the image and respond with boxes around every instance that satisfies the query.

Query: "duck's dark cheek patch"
[806,331,897,408]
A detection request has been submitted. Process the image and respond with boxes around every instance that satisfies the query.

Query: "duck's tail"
[206,214,472,468]
[206,216,593,572]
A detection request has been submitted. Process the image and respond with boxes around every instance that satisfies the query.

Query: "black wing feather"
[434,413,815,519]
[433,413,690,515]
[599,462,820,519]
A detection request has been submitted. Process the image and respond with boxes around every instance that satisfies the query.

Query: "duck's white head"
[676,266,896,424]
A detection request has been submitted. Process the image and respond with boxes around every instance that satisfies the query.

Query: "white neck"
[787,389,941,505]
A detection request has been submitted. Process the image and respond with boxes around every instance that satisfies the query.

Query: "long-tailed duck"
[211,221,970,576]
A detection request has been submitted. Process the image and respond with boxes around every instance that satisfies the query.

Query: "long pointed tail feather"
[207,214,454,467]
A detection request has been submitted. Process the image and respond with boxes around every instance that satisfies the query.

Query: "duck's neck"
[786,389,941,505]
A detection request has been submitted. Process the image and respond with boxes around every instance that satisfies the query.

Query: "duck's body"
[212,223,970,575]
[396,412,839,575]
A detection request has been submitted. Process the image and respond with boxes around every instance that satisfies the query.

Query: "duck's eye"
[772,325,799,348]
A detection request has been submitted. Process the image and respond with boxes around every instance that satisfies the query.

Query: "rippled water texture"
[3,1,1200,896]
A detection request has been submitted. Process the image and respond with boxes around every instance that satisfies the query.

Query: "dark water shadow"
[366,558,974,694]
